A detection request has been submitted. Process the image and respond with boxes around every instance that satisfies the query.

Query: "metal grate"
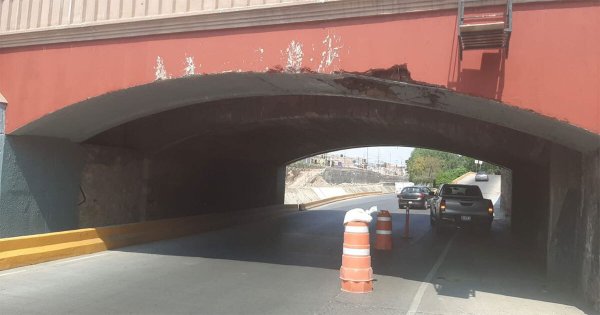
[458,0,512,60]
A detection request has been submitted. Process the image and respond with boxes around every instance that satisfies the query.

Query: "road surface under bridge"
[0,177,594,314]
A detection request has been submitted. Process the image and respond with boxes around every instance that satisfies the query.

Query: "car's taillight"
[487,200,494,215]
[440,199,446,212]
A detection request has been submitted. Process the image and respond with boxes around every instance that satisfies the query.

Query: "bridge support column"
[579,149,599,310]
[511,164,549,250]
[0,135,83,238]
[546,144,599,311]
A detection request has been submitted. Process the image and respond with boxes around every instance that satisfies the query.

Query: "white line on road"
[0,252,109,277]
[0,269,27,278]
[51,252,109,266]
[406,233,457,315]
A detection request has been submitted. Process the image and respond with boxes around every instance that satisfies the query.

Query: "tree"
[407,153,443,184]
[406,148,501,185]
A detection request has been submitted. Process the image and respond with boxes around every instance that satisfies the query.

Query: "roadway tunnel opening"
[43,73,576,254]
[284,146,508,220]
[3,73,598,310]
[75,88,553,269]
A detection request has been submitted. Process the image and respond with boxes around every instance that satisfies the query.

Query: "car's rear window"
[441,185,482,197]
[401,187,420,193]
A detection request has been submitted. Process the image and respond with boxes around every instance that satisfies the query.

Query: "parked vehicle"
[398,186,432,209]
[475,171,489,182]
[429,184,494,231]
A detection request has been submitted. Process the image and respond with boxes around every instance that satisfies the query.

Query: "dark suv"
[398,186,432,209]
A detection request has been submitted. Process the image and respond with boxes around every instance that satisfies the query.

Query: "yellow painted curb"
[0,205,298,271]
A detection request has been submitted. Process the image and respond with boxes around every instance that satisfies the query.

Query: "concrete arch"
[85,94,551,170]
[14,72,599,153]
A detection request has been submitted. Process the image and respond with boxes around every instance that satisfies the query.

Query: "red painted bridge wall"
[0,1,598,135]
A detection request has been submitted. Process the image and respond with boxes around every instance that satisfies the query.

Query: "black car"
[398,186,432,209]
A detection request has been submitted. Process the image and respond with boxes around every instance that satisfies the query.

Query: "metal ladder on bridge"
[458,0,512,60]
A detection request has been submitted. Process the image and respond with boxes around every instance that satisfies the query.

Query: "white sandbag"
[343,206,378,225]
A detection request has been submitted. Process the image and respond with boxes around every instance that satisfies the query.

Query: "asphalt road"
[0,194,594,314]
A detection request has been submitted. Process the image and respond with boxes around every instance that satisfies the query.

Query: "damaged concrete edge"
[0,204,298,271]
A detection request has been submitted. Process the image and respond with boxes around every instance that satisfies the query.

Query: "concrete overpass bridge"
[0,0,598,310]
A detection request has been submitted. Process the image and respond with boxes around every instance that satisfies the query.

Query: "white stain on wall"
[318,34,343,73]
[256,48,265,63]
[285,40,304,73]
[154,56,169,80]
[183,56,196,76]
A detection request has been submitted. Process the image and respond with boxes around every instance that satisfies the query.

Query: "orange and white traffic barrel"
[375,210,392,250]
[340,221,373,293]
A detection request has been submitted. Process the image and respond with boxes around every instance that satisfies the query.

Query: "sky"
[328,146,414,166]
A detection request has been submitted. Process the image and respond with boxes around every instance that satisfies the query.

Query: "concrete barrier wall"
[284,184,394,204]
[0,204,298,271]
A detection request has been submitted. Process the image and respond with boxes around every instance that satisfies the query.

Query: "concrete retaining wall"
[285,184,394,204]
[0,136,287,237]
[78,145,147,228]
[0,135,83,238]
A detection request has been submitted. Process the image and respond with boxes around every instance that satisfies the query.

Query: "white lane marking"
[52,252,109,266]
[345,225,369,233]
[342,248,370,256]
[0,269,27,278]
[406,233,457,315]
[0,252,109,277]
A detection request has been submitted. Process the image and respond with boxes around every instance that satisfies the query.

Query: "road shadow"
[114,209,595,314]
